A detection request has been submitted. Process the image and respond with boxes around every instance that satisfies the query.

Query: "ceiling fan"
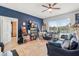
[42,3,60,12]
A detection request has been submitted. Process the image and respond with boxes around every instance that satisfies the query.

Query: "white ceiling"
[0,3,79,19]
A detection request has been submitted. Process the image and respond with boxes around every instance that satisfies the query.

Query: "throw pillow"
[70,41,78,50]
[61,40,70,49]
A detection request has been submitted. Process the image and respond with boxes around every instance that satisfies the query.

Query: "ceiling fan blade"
[42,9,48,12]
[52,8,60,9]
[42,5,49,8]
[52,3,57,6]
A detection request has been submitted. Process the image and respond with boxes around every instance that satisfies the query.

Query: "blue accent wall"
[0,6,43,31]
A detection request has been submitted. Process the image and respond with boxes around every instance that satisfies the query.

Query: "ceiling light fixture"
[42,3,60,12]
[48,8,52,12]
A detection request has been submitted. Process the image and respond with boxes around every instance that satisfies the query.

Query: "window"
[48,18,70,27]
[48,18,71,32]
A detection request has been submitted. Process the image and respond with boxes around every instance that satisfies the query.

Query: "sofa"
[46,42,79,56]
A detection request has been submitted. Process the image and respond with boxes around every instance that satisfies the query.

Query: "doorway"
[11,19,18,43]
[11,21,17,37]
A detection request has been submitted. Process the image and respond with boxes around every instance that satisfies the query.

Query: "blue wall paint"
[0,6,43,31]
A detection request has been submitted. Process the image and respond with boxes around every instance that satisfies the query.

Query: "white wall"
[44,10,79,31]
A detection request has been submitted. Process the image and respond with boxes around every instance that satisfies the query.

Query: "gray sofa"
[46,43,79,56]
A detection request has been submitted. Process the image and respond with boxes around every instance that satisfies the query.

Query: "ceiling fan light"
[48,8,52,12]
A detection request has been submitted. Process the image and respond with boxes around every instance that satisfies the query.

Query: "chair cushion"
[48,42,61,48]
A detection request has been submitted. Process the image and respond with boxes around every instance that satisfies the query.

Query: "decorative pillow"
[61,35,68,40]
[61,40,70,49]
[70,41,78,50]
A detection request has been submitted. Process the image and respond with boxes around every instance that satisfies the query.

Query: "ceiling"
[0,3,79,19]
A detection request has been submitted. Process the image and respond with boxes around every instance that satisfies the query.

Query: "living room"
[0,3,79,56]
